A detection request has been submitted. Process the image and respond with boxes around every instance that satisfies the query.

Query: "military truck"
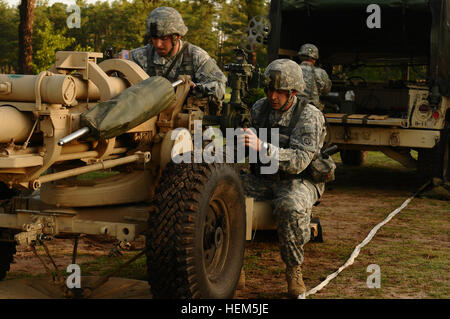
[268,0,449,180]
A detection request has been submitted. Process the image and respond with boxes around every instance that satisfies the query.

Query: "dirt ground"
[235,153,450,299]
[4,152,450,299]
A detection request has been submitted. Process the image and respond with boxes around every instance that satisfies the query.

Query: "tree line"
[0,0,269,75]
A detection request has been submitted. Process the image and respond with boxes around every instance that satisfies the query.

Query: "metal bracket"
[14,216,55,246]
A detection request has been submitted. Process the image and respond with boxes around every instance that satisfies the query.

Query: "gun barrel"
[0,74,77,105]
[0,106,33,143]
[172,79,184,87]
[58,127,90,146]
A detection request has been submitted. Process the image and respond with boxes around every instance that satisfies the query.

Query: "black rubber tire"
[0,182,18,280]
[418,129,449,182]
[0,182,19,200]
[340,150,368,167]
[146,157,246,299]
[0,229,16,281]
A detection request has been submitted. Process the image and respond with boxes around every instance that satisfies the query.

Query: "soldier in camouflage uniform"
[297,44,332,112]
[130,6,226,103]
[239,59,327,297]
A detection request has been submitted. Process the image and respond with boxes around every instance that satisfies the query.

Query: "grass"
[225,87,231,103]
[324,152,449,298]
[238,150,449,299]
[77,253,148,281]
[76,170,119,181]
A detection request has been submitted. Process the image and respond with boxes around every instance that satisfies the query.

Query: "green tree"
[180,0,219,59]
[216,0,269,67]
[0,0,270,74]
[18,0,36,74]
[31,19,75,73]
[216,0,248,66]
[0,0,19,73]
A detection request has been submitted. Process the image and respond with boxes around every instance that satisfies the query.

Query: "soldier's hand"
[189,80,197,88]
[239,128,263,151]
[191,83,206,98]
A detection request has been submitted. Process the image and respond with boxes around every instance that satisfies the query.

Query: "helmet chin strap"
[167,35,180,57]
[280,91,295,112]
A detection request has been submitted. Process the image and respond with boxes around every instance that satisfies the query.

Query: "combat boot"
[286,265,306,298]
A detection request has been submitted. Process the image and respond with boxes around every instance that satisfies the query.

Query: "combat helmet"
[146,7,188,38]
[264,59,305,93]
[298,43,319,60]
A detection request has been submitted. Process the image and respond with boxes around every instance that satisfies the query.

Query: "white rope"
[298,194,416,299]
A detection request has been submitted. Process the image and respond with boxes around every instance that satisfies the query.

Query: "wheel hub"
[214,227,223,247]
[203,198,230,277]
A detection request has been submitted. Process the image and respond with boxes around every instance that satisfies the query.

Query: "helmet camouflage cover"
[298,43,319,60]
[264,59,305,93]
[145,6,188,38]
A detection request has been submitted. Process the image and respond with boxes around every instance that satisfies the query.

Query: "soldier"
[239,59,327,298]
[130,6,226,104]
[297,44,332,111]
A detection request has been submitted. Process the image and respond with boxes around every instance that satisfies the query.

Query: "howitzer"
[0,49,323,299]
[0,51,253,299]
[0,52,190,193]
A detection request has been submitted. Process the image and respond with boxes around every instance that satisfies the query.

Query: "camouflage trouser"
[241,173,318,267]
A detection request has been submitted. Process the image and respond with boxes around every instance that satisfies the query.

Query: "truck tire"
[146,157,246,298]
[0,229,16,281]
[340,150,367,167]
[418,130,449,181]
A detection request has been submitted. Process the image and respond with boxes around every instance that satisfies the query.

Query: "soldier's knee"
[274,207,309,226]
[275,209,311,245]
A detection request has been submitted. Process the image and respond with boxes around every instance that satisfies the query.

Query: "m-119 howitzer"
[0,52,189,192]
[0,51,249,299]
[0,50,327,299]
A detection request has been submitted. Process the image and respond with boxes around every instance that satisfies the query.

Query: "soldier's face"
[151,35,180,57]
[267,88,293,110]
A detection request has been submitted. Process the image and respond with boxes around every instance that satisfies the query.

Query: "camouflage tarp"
[80,76,175,139]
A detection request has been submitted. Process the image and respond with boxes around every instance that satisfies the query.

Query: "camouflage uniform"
[242,93,327,267]
[130,41,226,102]
[299,62,332,111]
[129,7,226,102]
[297,44,332,111]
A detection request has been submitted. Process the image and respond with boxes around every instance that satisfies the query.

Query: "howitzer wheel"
[0,229,16,281]
[0,182,18,200]
[146,155,246,298]
[0,182,18,281]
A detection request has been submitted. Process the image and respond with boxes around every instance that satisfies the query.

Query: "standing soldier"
[130,6,227,104]
[297,44,332,111]
[239,59,328,298]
